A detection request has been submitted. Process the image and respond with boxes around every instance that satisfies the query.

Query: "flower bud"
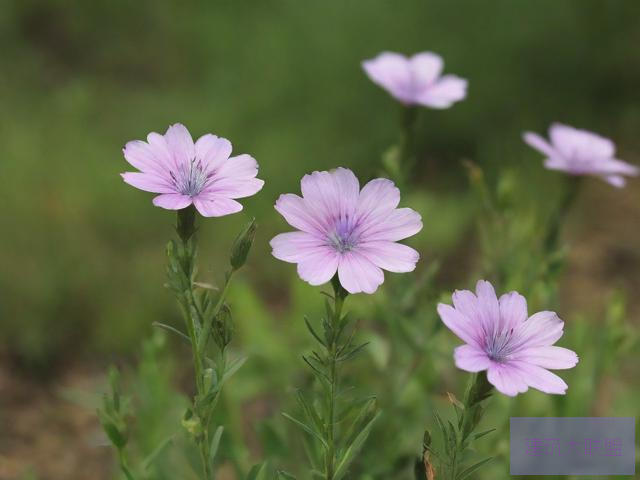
[213,304,234,350]
[230,219,257,270]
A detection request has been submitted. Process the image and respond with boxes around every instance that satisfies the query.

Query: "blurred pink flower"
[362,51,467,108]
[122,123,264,216]
[523,123,639,188]
[271,168,422,294]
[438,280,578,397]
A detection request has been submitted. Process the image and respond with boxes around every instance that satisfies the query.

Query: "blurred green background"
[1,1,639,479]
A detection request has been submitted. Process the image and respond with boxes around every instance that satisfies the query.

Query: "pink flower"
[523,123,639,188]
[438,280,578,397]
[122,124,264,216]
[270,168,422,294]
[362,51,467,108]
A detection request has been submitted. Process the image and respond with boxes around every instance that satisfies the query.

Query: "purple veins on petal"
[437,279,579,397]
[270,167,422,295]
[121,123,264,216]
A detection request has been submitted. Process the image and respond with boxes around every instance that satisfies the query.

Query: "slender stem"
[398,106,419,186]
[449,372,493,479]
[176,206,205,395]
[544,176,582,254]
[325,278,348,480]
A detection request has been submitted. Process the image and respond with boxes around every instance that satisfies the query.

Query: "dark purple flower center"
[485,328,515,362]
[327,216,359,253]
[171,158,212,196]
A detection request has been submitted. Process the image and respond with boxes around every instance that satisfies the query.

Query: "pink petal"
[416,75,467,109]
[357,241,419,273]
[192,196,242,217]
[522,132,557,158]
[164,123,195,166]
[270,232,326,263]
[475,280,500,334]
[454,345,490,372]
[362,52,413,103]
[487,363,529,397]
[513,346,578,370]
[360,207,422,242]
[498,291,528,332]
[296,248,340,286]
[301,168,359,221]
[514,311,564,348]
[356,178,400,223]
[205,175,264,199]
[549,123,615,159]
[604,175,626,188]
[452,289,480,321]
[337,251,384,294]
[121,172,175,194]
[147,132,178,170]
[152,193,192,210]
[123,140,172,176]
[275,194,327,235]
[511,361,568,395]
[437,303,481,348]
[409,52,444,88]
[195,134,232,172]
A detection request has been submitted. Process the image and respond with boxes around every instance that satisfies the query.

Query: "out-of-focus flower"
[438,280,578,397]
[122,123,264,216]
[271,168,422,294]
[362,51,467,109]
[523,123,639,188]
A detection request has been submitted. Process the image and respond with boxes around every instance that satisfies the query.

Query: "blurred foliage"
[1,1,639,479]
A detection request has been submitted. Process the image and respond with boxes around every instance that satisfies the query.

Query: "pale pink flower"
[362,51,467,108]
[523,123,639,188]
[438,280,578,397]
[122,124,264,216]
[270,168,422,294]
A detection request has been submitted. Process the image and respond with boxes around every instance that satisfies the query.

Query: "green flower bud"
[230,219,257,270]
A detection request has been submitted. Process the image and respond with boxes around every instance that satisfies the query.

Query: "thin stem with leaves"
[284,276,380,480]
[165,206,256,479]
[418,372,494,480]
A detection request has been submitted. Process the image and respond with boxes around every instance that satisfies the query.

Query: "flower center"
[171,158,211,196]
[327,216,359,253]
[485,328,515,363]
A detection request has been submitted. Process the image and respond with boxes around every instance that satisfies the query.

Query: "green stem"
[398,106,419,185]
[118,447,136,480]
[450,372,493,479]
[325,277,348,480]
[176,206,205,395]
[544,176,582,254]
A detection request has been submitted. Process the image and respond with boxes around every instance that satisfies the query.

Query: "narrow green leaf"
[304,316,326,347]
[456,457,493,480]
[142,436,173,471]
[246,462,268,480]
[333,411,381,480]
[152,322,191,344]
[208,426,224,465]
[221,356,248,386]
[473,428,495,440]
[281,413,328,449]
[275,471,297,480]
[296,391,323,432]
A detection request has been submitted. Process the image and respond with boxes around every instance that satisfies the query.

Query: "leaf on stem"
[152,322,191,345]
[456,457,493,480]
[281,413,328,450]
[208,426,224,466]
[333,410,381,480]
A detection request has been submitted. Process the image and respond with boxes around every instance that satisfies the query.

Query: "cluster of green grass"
[2,1,639,478]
